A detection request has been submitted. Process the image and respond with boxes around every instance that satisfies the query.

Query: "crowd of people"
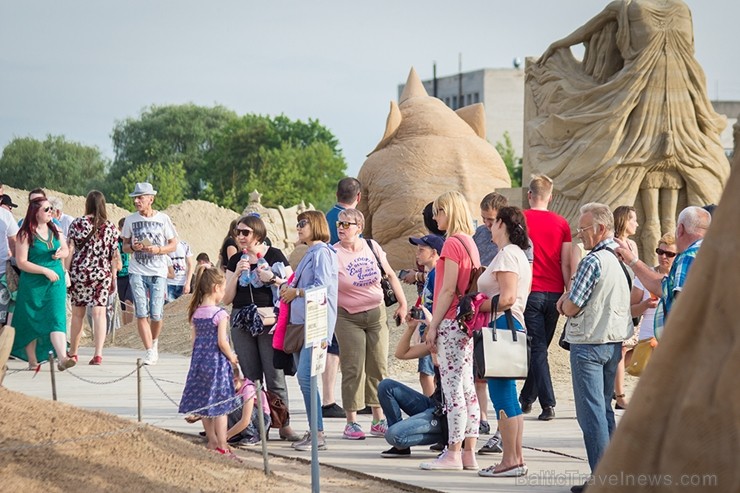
[0,175,713,491]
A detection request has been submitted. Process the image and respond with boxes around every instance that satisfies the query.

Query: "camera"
[410,306,425,320]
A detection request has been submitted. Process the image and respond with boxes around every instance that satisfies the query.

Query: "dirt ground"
[0,387,419,493]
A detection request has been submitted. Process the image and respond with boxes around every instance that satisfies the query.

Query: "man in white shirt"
[121,183,177,365]
[0,199,19,325]
[166,235,194,302]
[48,197,75,237]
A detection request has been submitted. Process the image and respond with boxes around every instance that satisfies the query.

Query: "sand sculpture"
[241,190,313,261]
[358,67,511,267]
[525,0,730,263]
[588,155,739,492]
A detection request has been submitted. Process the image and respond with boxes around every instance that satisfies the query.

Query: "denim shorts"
[129,274,166,321]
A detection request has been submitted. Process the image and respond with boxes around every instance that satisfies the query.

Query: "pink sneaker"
[419,449,463,470]
[462,449,479,470]
[370,419,387,437]
[343,422,366,440]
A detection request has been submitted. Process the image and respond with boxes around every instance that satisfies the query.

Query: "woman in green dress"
[11,197,76,371]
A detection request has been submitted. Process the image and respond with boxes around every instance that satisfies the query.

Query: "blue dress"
[179,306,237,417]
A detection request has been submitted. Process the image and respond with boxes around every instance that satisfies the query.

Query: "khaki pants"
[335,305,388,412]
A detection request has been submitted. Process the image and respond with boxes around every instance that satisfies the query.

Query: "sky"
[1,0,739,177]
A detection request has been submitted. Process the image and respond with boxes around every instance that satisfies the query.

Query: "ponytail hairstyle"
[496,206,529,250]
[188,265,225,322]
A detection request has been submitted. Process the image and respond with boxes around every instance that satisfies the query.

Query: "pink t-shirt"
[192,305,228,325]
[237,378,270,415]
[476,244,532,328]
[334,239,385,314]
[434,235,480,320]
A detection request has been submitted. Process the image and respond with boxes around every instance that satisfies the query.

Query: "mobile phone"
[140,238,153,247]
[394,314,402,326]
[398,269,410,279]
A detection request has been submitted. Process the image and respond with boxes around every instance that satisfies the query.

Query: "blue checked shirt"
[653,239,702,338]
[568,238,620,308]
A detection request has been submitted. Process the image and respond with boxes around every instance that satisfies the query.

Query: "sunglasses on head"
[235,228,252,237]
[655,248,676,258]
[336,221,357,229]
[296,219,309,229]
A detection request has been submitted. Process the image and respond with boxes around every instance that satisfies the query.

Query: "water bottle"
[252,252,269,288]
[238,249,251,287]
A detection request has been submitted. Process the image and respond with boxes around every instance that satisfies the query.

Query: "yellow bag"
[626,337,658,377]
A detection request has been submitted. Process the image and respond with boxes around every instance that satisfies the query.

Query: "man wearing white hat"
[121,182,177,365]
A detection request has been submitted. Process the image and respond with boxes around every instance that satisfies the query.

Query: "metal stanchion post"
[255,380,271,475]
[136,358,142,422]
[48,351,57,401]
[310,357,319,493]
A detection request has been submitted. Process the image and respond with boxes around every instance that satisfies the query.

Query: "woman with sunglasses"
[333,208,407,440]
[10,197,76,371]
[223,214,299,442]
[612,205,639,410]
[279,210,338,451]
[420,191,481,471]
[626,233,677,375]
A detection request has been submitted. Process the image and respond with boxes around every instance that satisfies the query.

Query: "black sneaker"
[357,405,372,415]
[479,420,491,435]
[520,400,533,414]
[321,402,346,418]
[429,441,445,452]
[538,407,556,421]
[380,446,411,458]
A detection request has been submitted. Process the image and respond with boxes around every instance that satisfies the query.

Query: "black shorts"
[117,275,134,310]
[327,334,340,356]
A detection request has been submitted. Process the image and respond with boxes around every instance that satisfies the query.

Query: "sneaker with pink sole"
[343,422,366,440]
[370,419,387,437]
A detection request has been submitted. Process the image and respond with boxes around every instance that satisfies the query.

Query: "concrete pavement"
[4,347,619,493]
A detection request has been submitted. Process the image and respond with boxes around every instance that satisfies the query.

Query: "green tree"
[495,131,522,187]
[204,114,347,210]
[0,135,108,195]
[109,104,238,198]
[113,162,188,211]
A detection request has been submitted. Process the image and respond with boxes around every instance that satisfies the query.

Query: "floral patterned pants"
[437,318,479,444]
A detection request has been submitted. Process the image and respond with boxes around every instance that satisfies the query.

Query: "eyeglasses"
[43,206,53,212]
[235,228,253,237]
[575,224,594,235]
[655,248,677,258]
[336,221,357,229]
[296,219,309,229]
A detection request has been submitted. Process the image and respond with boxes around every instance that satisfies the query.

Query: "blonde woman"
[420,191,481,471]
[333,208,407,440]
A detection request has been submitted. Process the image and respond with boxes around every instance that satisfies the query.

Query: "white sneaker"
[151,343,159,364]
[143,348,157,366]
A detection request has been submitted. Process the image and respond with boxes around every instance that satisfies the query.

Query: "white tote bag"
[473,309,529,380]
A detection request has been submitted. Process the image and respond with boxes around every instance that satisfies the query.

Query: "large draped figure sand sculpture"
[588,152,740,492]
[525,0,730,263]
[358,68,511,267]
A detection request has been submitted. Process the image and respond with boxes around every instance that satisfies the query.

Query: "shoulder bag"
[283,259,307,354]
[473,295,529,379]
[366,239,397,307]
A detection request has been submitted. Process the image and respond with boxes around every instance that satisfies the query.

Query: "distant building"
[711,101,740,159]
[398,68,525,158]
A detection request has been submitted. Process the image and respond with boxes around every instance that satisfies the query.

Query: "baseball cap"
[0,194,18,208]
[409,234,444,255]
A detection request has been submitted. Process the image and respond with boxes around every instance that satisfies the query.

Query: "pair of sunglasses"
[336,221,357,229]
[297,219,309,229]
[655,248,676,258]
[235,228,253,237]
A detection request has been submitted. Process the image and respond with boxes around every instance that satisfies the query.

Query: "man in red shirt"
[520,175,572,421]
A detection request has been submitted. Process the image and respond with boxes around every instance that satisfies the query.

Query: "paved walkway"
[4,347,619,493]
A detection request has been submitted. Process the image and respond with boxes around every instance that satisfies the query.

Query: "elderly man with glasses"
[556,202,633,493]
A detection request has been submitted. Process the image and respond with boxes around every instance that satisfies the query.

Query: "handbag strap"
[76,221,100,251]
[491,295,518,341]
[602,247,633,291]
[365,239,388,278]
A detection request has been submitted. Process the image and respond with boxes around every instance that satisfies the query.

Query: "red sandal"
[89,355,103,365]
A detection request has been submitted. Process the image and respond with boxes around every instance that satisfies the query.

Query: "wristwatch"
[628,257,638,267]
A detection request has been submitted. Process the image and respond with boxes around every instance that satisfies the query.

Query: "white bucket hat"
[129,182,158,197]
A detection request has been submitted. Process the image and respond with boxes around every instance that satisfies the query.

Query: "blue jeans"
[166,284,184,303]
[129,274,166,321]
[570,342,621,472]
[378,379,443,449]
[520,291,561,408]
[294,345,323,431]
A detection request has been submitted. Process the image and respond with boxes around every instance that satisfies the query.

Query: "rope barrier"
[64,367,138,385]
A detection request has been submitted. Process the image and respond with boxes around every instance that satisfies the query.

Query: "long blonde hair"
[188,265,225,321]
[433,191,475,236]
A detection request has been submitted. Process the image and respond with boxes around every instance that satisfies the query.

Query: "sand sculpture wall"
[524,0,730,265]
[358,68,511,268]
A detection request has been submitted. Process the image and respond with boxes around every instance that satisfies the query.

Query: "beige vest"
[565,249,633,345]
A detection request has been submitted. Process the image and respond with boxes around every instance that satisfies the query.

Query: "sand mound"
[0,388,415,493]
[162,200,240,262]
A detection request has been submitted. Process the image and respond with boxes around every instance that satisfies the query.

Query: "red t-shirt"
[434,235,480,319]
[524,209,572,293]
